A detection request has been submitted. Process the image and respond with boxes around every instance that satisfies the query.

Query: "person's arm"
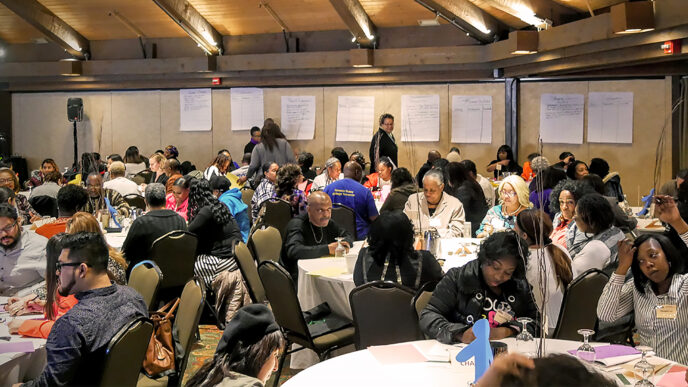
[365,189,379,223]
[448,199,466,237]
[570,241,610,278]
[23,317,83,386]
[108,190,130,217]
[656,195,688,235]
[597,240,635,322]
[187,207,210,235]
[245,147,260,181]
[419,269,468,344]
[420,251,444,284]
[476,206,496,236]
[17,319,55,339]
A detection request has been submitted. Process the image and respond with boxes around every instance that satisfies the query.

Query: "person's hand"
[564,155,574,165]
[475,353,535,387]
[655,195,684,228]
[8,319,23,334]
[460,327,476,343]
[7,294,42,316]
[489,326,516,340]
[238,176,248,185]
[327,241,351,255]
[29,213,42,224]
[616,239,635,275]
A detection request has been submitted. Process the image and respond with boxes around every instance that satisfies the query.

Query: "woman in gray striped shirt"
[597,195,688,364]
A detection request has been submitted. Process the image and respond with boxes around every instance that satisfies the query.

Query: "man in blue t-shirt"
[324,161,379,240]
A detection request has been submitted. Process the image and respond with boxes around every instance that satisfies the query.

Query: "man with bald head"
[416,150,441,189]
[323,161,378,240]
[281,191,354,281]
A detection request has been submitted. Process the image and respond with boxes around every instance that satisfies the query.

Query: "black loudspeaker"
[67,98,83,122]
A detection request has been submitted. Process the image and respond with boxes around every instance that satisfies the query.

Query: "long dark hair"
[124,146,145,164]
[631,234,685,294]
[45,233,68,320]
[496,144,517,164]
[566,160,588,180]
[186,330,285,387]
[445,162,482,198]
[367,211,415,265]
[516,209,573,288]
[187,178,232,224]
[275,164,301,198]
[532,167,567,192]
[261,122,286,151]
[477,231,528,280]
[208,153,231,173]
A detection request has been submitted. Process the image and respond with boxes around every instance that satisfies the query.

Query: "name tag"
[656,305,677,319]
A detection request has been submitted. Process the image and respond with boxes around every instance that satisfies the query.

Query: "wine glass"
[515,317,535,356]
[576,329,596,362]
[633,346,655,386]
[334,237,346,258]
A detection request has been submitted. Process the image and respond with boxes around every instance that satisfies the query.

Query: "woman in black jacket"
[420,231,538,344]
[444,162,488,236]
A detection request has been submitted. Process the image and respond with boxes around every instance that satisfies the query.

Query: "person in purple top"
[323,161,379,240]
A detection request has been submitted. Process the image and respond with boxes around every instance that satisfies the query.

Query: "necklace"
[502,204,522,217]
[310,222,324,244]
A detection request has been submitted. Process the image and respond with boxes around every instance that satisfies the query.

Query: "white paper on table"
[179,88,212,131]
[451,95,492,143]
[281,96,316,140]
[336,96,375,142]
[587,92,633,144]
[539,93,584,144]
[230,88,264,131]
[401,94,440,142]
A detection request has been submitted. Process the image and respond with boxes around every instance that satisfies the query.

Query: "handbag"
[143,298,180,377]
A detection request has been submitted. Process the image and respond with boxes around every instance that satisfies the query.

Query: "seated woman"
[565,160,589,181]
[420,231,537,344]
[310,158,341,191]
[529,167,566,219]
[27,158,63,189]
[515,210,572,333]
[123,146,148,178]
[186,304,286,387]
[379,167,417,213]
[568,193,625,277]
[581,173,637,233]
[364,157,394,191]
[251,162,278,222]
[7,234,78,338]
[477,175,531,238]
[445,162,488,237]
[486,144,522,179]
[548,180,591,249]
[188,179,248,323]
[204,153,232,180]
[403,169,465,237]
[275,163,307,217]
[589,157,625,203]
[598,197,688,364]
[166,176,191,221]
[354,211,442,290]
[0,167,39,224]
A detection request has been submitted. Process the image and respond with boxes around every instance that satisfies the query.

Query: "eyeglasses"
[56,261,83,271]
[501,191,517,198]
[0,178,13,184]
[0,221,17,234]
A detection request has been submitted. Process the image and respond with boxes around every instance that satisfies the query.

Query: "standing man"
[369,113,398,171]
[244,126,261,155]
[323,162,378,240]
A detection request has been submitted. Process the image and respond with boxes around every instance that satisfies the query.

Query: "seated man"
[0,204,48,296]
[28,170,62,200]
[323,161,378,240]
[210,175,250,242]
[658,168,688,198]
[121,183,187,274]
[35,185,89,239]
[281,191,353,280]
[82,173,131,218]
[24,232,147,386]
[404,169,466,237]
[103,161,139,197]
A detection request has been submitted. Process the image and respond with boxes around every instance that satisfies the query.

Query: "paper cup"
[345,253,357,273]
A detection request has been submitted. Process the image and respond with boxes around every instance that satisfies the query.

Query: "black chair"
[331,203,357,240]
[258,261,354,387]
[349,281,423,350]
[29,195,58,217]
[99,317,154,387]
[150,231,198,301]
[552,269,609,340]
[412,280,439,319]
[261,198,293,241]
[124,194,146,210]
[132,170,154,185]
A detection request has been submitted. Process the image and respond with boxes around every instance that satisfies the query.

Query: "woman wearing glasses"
[476,175,531,238]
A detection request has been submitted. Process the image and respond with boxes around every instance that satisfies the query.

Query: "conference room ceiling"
[0,0,628,44]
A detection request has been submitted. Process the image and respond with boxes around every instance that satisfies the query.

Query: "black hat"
[216,304,280,353]
[209,175,231,192]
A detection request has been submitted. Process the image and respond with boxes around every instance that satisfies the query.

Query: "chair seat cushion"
[312,326,355,351]
[137,373,168,387]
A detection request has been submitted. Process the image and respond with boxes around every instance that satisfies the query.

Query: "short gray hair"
[145,183,166,207]
[423,169,444,186]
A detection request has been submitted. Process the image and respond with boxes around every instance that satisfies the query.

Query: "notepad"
[656,365,688,387]
[369,343,428,365]
[567,344,639,359]
[0,341,35,354]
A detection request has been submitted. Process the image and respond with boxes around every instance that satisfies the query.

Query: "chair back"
[100,317,153,387]
[331,204,357,240]
[552,269,609,340]
[171,279,205,385]
[133,170,154,185]
[150,231,198,289]
[29,195,58,217]
[127,260,163,309]
[258,261,312,346]
[249,226,282,263]
[235,242,266,303]
[123,194,146,210]
[262,198,293,241]
[349,281,422,350]
[241,188,254,223]
[412,280,438,318]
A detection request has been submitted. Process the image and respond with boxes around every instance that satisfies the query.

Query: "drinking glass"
[576,329,596,362]
[334,237,346,258]
[633,346,655,387]
[514,317,535,356]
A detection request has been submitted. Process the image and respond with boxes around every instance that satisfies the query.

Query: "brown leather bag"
[143,298,180,377]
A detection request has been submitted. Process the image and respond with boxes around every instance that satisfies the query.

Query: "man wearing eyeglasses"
[24,232,147,387]
[0,203,47,297]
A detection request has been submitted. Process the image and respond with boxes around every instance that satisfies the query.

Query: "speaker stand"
[72,121,78,169]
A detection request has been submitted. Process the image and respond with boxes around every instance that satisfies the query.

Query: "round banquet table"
[283,338,680,387]
[0,310,48,387]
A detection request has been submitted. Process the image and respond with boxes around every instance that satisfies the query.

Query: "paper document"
[281,96,316,140]
[179,88,212,131]
[588,92,633,144]
[336,96,375,142]
[539,93,584,144]
[451,95,492,143]
[401,94,440,142]
[231,88,264,131]
[369,343,429,365]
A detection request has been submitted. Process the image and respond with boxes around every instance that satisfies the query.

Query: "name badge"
[656,305,677,319]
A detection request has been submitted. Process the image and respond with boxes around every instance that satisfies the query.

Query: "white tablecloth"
[284,338,678,387]
[104,231,128,250]
[0,312,48,387]
[635,218,665,234]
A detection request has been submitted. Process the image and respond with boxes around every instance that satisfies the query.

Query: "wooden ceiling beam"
[415,0,502,44]
[0,0,89,59]
[328,0,377,48]
[152,0,224,55]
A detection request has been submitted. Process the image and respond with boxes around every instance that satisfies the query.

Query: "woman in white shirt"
[204,153,231,180]
[310,158,341,191]
[514,209,573,334]
[123,146,147,178]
